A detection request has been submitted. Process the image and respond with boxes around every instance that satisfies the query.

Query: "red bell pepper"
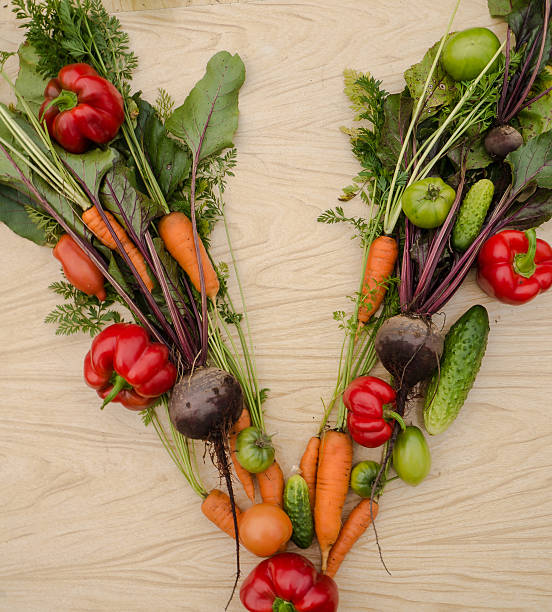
[84,323,177,410]
[39,63,124,154]
[343,376,403,448]
[477,229,552,305]
[240,553,339,612]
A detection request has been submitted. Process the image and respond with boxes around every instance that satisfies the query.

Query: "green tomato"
[401,177,456,229]
[392,426,431,486]
[350,460,380,498]
[236,426,275,473]
[442,27,501,82]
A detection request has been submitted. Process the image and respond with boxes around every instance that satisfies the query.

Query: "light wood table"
[1,1,551,610]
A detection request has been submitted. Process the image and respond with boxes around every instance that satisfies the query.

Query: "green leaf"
[136,99,191,198]
[404,38,457,121]
[32,173,88,239]
[165,51,245,161]
[100,163,164,238]
[518,92,552,141]
[152,236,183,301]
[15,43,49,117]
[448,125,493,170]
[508,188,552,229]
[506,131,552,196]
[377,92,414,170]
[0,183,49,245]
[107,251,132,293]
[487,0,526,17]
[57,146,119,201]
[0,105,33,189]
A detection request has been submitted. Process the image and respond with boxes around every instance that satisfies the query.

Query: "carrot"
[81,205,154,291]
[257,460,284,508]
[158,211,219,299]
[314,430,353,571]
[325,499,379,578]
[229,408,256,503]
[358,235,398,323]
[299,436,320,510]
[201,489,242,539]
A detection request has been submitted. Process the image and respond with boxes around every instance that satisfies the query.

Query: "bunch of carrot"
[289,234,398,578]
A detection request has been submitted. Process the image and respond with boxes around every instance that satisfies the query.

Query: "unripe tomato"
[442,27,501,81]
[239,503,293,557]
[392,426,431,486]
[236,426,275,473]
[401,177,456,229]
[350,460,380,498]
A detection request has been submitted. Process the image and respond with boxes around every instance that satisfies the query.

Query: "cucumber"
[451,179,494,252]
[283,474,314,549]
[423,305,490,435]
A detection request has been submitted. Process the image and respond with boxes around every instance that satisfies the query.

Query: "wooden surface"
[1,1,551,610]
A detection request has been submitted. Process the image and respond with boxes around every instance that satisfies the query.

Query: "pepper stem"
[44,89,79,114]
[384,409,406,431]
[272,599,296,612]
[513,228,537,278]
[101,374,127,409]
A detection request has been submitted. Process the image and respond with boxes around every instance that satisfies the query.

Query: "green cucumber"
[423,305,490,435]
[283,474,314,549]
[451,179,494,252]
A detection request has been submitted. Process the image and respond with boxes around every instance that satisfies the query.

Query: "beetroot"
[484,125,523,158]
[169,367,243,440]
[375,315,443,388]
[169,367,244,604]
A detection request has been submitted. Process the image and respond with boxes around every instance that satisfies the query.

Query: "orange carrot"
[299,436,320,510]
[201,489,242,539]
[358,235,398,323]
[314,430,353,571]
[325,499,379,578]
[230,408,256,503]
[82,205,154,291]
[257,460,285,508]
[158,211,219,299]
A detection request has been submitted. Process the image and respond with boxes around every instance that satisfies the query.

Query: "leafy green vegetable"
[14,43,48,116]
[508,188,552,229]
[518,91,552,140]
[58,146,119,200]
[377,92,414,170]
[0,105,33,188]
[487,0,528,18]
[404,38,457,121]
[99,163,164,238]
[135,99,191,199]
[507,131,552,196]
[166,51,245,161]
[0,183,50,245]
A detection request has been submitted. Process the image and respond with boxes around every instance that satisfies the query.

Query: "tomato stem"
[514,228,537,278]
[384,409,406,431]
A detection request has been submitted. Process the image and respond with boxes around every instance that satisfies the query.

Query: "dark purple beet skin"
[375,315,444,388]
[169,367,243,440]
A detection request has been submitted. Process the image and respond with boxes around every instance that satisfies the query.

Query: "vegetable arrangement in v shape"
[1,0,551,610]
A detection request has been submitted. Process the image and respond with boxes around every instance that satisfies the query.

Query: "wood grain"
[1,1,551,611]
